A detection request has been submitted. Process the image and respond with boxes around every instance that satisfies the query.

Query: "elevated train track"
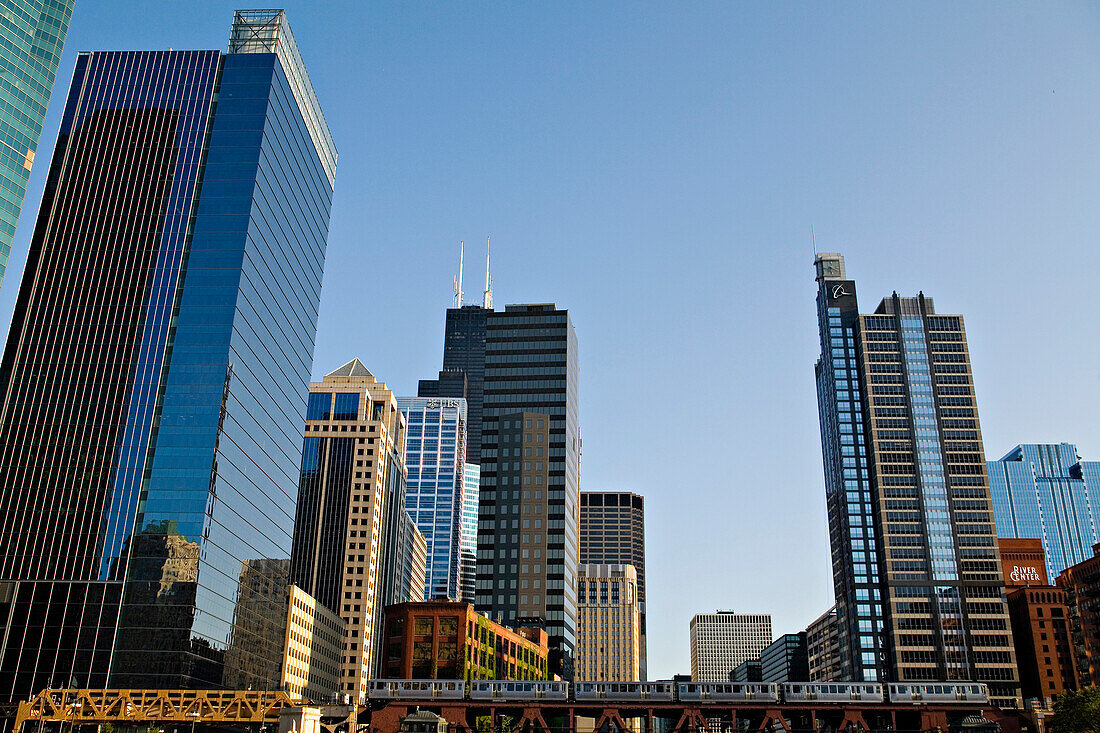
[11,682,1022,733]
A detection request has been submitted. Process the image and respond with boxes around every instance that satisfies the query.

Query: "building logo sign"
[1009,565,1043,584]
[831,284,850,299]
[425,399,461,409]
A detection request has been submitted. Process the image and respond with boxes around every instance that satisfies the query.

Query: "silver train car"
[887,683,989,704]
[364,680,991,707]
[574,682,676,702]
[782,683,884,703]
[469,681,569,700]
[368,680,465,700]
[676,683,780,702]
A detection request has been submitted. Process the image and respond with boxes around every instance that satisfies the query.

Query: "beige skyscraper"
[290,359,425,701]
[690,611,772,682]
[576,564,641,681]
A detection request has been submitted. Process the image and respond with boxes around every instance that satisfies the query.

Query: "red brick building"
[382,601,549,680]
[998,538,1078,704]
[1057,543,1100,687]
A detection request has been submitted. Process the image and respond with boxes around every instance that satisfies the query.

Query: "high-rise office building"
[580,492,647,678]
[426,296,580,677]
[758,633,810,683]
[461,463,481,604]
[477,305,580,679]
[814,253,1020,707]
[989,443,1100,580]
[689,611,771,682]
[290,360,426,699]
[575,564,641,681]
[398,396,478,602]
[0,0,74,286]
[0,10,336,699]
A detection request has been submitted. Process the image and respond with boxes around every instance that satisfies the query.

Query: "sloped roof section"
[326,358,373,379]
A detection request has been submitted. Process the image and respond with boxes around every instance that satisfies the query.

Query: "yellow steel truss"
[14,689,311,732]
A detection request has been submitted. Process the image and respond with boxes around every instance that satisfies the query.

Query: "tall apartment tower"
[398,396,479,602]
[988,443,1100,579]
[575,564,641,681]
[814,253,1020,707]
[689,611,772,682]
[290,360,426,699]
[580,491,647,678]
[0,0,74,286]
[806,606,842,682]
[0,10,336,699]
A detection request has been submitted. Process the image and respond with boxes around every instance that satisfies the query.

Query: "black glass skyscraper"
[420,305,489,464]
[0,11,336,698]
[424,302,580,678]
[814,253,1020,707]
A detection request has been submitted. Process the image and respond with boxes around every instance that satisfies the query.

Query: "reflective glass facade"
[0,0,73,286]
[989,443,1100,579]
[398,396,473,602]
[813,254,1020,707]
[0,11,336,699]
[461,462,481,604]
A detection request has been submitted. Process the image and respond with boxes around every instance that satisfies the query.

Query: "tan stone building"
[576,564,641,681]
[289,359,426,701]
[281,584,345,701]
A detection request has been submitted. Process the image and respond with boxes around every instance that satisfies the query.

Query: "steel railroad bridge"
[12,689,1021,733]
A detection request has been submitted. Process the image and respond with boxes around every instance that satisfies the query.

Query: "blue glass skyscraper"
[398,396,479,602]
[989,443,1100,580]
[0,10,335,698]
[0,0,74,287]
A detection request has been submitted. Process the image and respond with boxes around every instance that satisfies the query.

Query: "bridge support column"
[517,707,552,733]
[673,707,710,733]
[920,710,949,733]
[440,706,472,733]
[838,710,868,733]
[759,710,791,733]
[593,707,629,733]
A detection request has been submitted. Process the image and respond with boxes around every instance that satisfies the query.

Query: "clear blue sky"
[3,2,1098,680]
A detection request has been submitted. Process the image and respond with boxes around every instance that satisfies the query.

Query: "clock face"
[824,261,841,277]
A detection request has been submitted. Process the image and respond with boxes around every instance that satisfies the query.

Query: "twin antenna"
[453,238,492,309]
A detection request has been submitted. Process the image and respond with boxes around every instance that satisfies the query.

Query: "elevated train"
[366,680,990,706]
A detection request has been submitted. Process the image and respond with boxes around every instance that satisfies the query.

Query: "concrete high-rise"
[0,10,336,699]
[398,396,479,602]
[689,611,771,682]
[0,0,74,287]
[813,253,1020,707]
[290,360,426,700]
[988,443,1100,579]
[575,564,641,681]
[580,491,647,678]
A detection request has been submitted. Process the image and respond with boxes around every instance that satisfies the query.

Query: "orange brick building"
[998,538,1078,704]
[1057,543,1100,687]
[382,601,549,680]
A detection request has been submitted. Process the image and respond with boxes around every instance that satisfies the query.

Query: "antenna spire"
[811,225,818,256]
[483,236,493,309]
[453,241,464,308]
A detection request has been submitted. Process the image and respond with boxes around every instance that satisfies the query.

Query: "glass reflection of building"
[0,10,335,699]
[989,444,1100,580]
[398,396,480,603]
[0,0,74,288]
[813,253,1020,708]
